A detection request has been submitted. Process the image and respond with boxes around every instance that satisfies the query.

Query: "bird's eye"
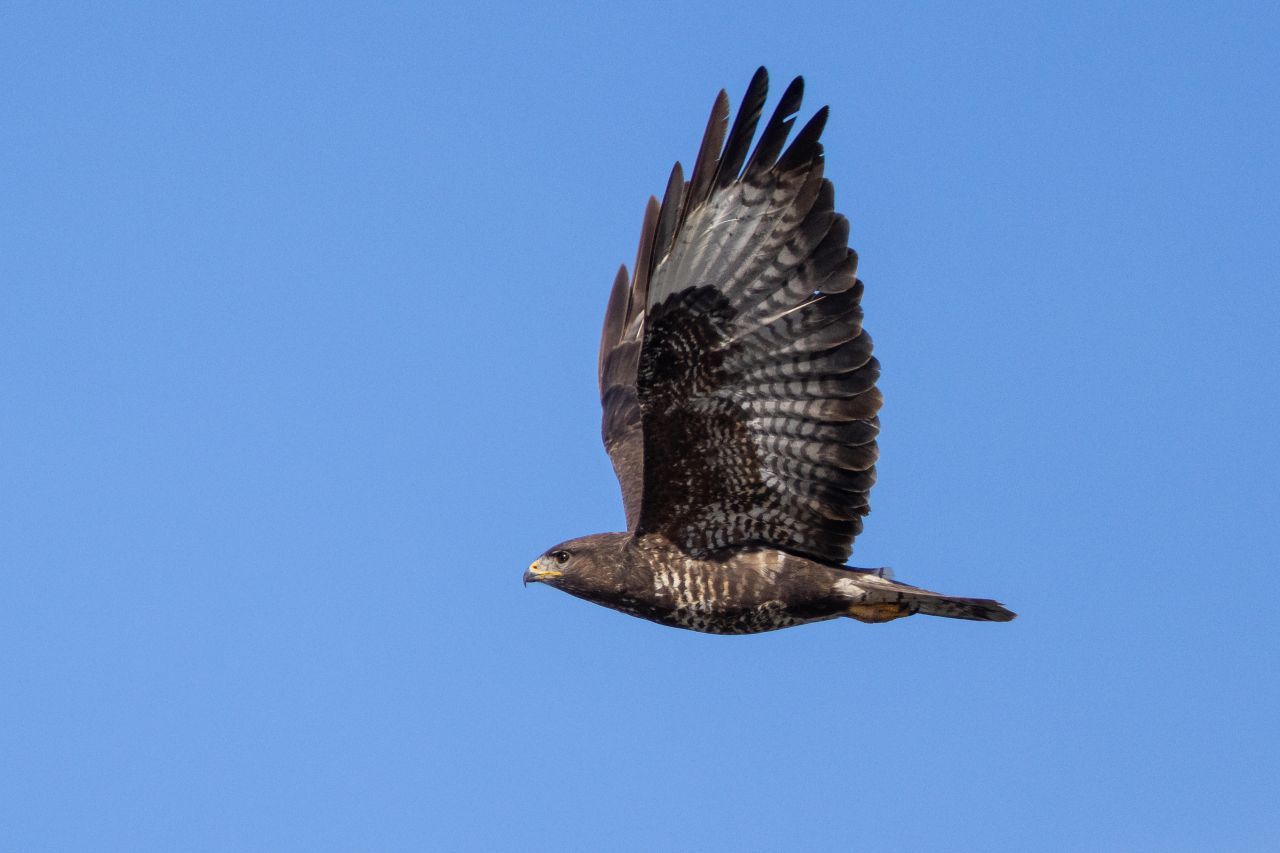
[552,550,571,565]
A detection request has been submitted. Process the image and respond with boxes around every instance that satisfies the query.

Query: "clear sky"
[2,2,1278,850]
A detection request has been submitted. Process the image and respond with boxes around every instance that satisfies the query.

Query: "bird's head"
[524,533,628,596]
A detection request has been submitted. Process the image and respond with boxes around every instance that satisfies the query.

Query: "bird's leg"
[846,602,912,623]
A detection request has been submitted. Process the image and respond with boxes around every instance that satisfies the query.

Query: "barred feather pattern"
[599,68,881,565]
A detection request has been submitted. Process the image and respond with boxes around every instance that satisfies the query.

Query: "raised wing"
[598,68,880,564]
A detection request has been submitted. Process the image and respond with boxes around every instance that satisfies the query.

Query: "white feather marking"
[834,577,868,601]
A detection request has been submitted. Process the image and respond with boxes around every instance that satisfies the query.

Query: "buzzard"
[525,68,1014,633]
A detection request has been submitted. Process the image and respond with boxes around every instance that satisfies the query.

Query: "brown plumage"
[526,68,1014,634]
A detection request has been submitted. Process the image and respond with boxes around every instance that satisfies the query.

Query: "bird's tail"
[840,572,1016,623]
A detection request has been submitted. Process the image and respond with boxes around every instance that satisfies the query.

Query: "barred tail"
[840,572,1016,623]
[906,592,1015,622]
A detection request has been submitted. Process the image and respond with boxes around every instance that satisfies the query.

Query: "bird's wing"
[598,215,655,530]
[598,68,880,564]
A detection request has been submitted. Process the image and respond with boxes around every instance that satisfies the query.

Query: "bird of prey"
[525,68,1014,633]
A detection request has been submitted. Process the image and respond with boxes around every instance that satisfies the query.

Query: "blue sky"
[2,2,1278,850]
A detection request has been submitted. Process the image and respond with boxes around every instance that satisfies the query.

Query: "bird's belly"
[606,567,841,635]
[661,601,835,634]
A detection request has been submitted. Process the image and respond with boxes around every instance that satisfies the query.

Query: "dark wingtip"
[778,105,829,171]
[777,75,805,119]
[714,67,771,189]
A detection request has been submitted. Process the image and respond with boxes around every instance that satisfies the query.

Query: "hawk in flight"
[526,68,1014,633]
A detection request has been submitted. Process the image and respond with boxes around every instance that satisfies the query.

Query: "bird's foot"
[847,602,911,623]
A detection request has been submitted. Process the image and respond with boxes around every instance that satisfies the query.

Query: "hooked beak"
[523,561,562,586]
